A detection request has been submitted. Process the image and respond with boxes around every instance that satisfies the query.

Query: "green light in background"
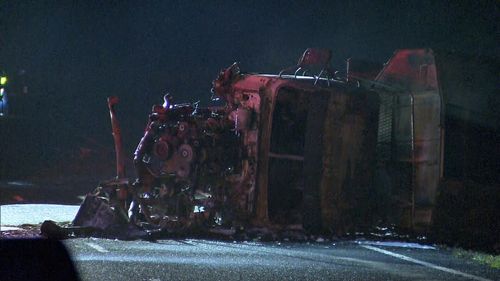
[0,76,7,85]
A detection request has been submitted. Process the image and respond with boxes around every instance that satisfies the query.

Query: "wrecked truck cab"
[69,48,381,238]
[70,48,452,239]
[210,55,381,233]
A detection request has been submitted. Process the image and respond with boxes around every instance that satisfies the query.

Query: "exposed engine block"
[131,92,257,228]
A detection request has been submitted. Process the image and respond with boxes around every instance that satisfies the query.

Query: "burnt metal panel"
[413,92,442,206]
[254,86,274,222]
[320,89,379,233]
[302,90,330,233]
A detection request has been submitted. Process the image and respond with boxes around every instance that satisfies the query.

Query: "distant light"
[193,206,205,213]
[7,181,35,187]
[0,76,7,85]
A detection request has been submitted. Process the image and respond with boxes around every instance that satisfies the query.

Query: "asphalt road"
[63,238,500,281]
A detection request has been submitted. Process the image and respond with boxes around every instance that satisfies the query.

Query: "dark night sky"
[0,1,497,177]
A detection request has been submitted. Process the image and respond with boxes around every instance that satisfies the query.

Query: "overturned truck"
[67,48,494,239]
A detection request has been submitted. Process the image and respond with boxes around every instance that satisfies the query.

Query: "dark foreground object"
[0,239,80,281]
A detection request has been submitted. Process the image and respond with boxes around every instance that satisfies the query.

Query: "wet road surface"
[64,238,500,281]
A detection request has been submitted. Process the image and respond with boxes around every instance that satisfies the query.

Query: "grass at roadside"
[453,248,500,269]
